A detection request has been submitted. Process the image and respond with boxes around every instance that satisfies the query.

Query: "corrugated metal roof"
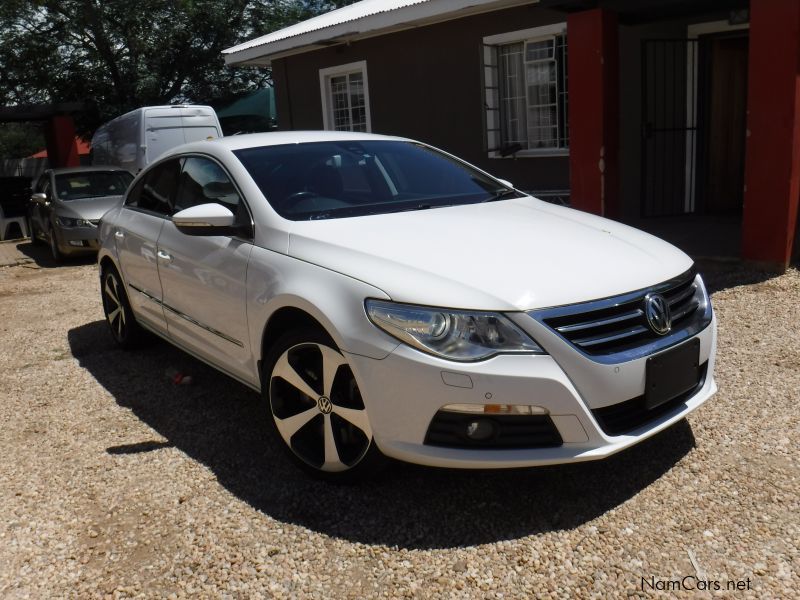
[224,0,532,65]
[224,0,431,56]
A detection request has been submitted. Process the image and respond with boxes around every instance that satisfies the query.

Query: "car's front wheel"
[263,328,385,481]
[48,227,63,262]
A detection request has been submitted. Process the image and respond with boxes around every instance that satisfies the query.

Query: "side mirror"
[31,192,49,205]
[172,203,235,235]
[496,179,514,189]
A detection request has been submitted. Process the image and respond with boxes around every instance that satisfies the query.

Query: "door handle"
[114,230,124,239]
[157,250,172,262]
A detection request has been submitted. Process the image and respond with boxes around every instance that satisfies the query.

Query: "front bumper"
[346,313,717,469]
[54,225,101,255]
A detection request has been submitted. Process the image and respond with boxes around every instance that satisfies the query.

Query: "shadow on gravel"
[69,319,696,550]
[15,240,96,269]
[696,260,785,295]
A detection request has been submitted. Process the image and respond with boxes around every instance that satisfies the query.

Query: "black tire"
[262,327,386,482]
[48,227,63,262]
[101,264,145,349]
[29,219,42,246]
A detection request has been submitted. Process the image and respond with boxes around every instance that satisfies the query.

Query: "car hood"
[56,195,125,221]
[287,197,694,311]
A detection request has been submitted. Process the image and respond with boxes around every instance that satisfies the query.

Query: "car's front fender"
[246,245,399,364]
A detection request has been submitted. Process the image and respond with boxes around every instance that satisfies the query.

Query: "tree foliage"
[0,1,353,134]
[0,123,45,158]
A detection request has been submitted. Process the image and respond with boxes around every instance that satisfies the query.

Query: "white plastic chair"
[0,204,29,241]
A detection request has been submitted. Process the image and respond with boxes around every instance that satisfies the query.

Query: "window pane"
[176,157,241,215]
[327,70,368,132]
[499,43,527,147]
[137,159,181,215]
[54,171,133,201]
[496,34,568,151]
[348,72,367,132]
[525,39,554,61]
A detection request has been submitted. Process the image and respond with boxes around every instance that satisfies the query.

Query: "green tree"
[0,1,353,134]
[0,123,45,158]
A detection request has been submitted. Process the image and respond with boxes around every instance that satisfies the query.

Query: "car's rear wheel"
[263,328,385,481]
[101,265,145,349]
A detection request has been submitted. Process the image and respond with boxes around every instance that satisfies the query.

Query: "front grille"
[534,269,710,360]
[592,362,708,436]
[424,412,563,449]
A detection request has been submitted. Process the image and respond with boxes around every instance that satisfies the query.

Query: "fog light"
[465,419,495,441]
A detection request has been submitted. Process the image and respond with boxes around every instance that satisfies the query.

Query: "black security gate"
[641,39,699,217]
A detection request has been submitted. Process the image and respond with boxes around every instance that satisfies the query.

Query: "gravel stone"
[0,260,798,598]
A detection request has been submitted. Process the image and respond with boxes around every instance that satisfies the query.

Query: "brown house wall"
[271,4,570,191]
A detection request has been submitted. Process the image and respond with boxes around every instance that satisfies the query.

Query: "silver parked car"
[29,167,134,261]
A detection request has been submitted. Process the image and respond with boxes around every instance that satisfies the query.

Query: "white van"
[91,105,223,174]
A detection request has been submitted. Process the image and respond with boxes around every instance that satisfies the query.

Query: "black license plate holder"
[645,338,701,410]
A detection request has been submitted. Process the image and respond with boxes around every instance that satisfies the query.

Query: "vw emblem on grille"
[317,395,333,414]
[644,293,672,335]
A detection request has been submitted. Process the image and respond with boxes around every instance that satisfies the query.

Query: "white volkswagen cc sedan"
[97,131,717,480]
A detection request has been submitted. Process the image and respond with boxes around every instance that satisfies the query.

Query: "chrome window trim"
[528,270,712,364]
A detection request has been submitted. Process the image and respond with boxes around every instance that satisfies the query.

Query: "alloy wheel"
[102,271,127,342]
[269,342,372,473]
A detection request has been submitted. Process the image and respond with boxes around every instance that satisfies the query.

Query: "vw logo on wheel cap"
[644,293,672,335]
[317,395,333,414]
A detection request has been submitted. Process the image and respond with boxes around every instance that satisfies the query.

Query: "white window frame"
[319,60,372,133]
[483,23,568,158]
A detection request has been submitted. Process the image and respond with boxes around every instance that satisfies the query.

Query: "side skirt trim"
[129,283,244,348]
[135,318,261,393]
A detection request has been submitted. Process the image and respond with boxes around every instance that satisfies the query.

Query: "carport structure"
[0,102,85,168]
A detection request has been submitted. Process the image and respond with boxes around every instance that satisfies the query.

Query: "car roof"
[198,130,411,153]
[48,166,132,175]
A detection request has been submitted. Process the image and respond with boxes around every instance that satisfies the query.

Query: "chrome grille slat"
[531,269,713,362]
[671,300,700,322]
[667,283,696,306]
[572,325,650,348]
[556,308,644,333]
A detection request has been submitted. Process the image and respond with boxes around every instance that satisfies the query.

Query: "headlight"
[56,216,78,227]
[56,216,92,228]
[365,299,545,361]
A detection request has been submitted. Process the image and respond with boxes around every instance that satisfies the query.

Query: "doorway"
[698,33,749,214]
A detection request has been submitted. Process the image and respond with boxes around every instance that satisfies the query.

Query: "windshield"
[54,171,134,201]
[233,140,524,220]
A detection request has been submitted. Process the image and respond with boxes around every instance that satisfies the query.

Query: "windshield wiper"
[483,188,520,203]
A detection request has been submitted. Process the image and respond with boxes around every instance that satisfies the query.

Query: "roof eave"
[224,0,538,67]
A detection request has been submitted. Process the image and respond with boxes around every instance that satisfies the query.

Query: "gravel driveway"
[1,249,798,598]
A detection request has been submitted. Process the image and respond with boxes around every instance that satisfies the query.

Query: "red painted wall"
[44,115,80,168]
[742,0,800,268]
[567,9,619,218]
